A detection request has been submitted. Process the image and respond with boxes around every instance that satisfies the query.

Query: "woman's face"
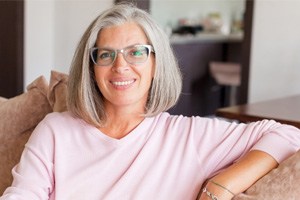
[93,22,155,112]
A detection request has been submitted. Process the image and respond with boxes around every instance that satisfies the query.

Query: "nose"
[112,52,130,73]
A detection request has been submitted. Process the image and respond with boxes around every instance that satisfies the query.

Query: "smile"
[111,80,135,86]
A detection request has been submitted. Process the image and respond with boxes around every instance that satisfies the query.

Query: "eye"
[98,50,113,60]
[129,47,147,57]
[133,50,143,56]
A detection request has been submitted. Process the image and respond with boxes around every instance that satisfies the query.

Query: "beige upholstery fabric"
[0,97,7,103]
[0,71,68,195]
[234,150,300,200]
[48,70,68,112]
[0,76,52,194]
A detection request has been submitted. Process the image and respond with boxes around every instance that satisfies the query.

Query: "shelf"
[170,32,243,44]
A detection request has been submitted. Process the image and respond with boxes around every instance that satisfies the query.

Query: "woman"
[1,3,300,200]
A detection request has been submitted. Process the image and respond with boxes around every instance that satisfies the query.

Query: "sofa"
[0,71,299,199]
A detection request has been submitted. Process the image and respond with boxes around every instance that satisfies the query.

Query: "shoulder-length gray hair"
[68,3,182,127]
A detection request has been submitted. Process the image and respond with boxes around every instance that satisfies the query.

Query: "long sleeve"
[0,120,55,200]
[192,117,300,179]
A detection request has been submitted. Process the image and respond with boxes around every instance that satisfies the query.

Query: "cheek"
[93,68,106,89]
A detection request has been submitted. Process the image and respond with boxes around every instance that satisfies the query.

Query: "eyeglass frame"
[90,44,155,67]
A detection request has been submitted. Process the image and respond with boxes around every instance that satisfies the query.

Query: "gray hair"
[67,3,182,127]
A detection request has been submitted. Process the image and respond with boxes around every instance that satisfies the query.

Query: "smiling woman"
[1,3,300,200]
[92,22,156,128]
[67,7,182,128]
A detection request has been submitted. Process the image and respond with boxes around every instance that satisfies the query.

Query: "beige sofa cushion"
[0,97,7,103]
[0,70,69,195]
[0,76,52,195]
[48,70,68,112]
[234,150,300,200]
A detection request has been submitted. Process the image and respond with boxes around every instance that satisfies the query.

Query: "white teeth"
[112,80,134,86]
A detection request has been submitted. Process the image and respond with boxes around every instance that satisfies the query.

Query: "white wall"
[151,0,245,33]
[249,0,300,103]
[24,0,113,88]
[25,0,300,103]
[25,0,55,88]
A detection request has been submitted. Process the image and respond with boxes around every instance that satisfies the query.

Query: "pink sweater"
[1,112,300,200]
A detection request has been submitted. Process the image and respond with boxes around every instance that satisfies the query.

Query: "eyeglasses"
[90,44,155,66]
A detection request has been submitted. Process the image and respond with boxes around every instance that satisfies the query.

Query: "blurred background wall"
[22,0,300,104]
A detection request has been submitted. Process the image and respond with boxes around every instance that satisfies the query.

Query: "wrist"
[209,180,235,196]
[200,180,235,200]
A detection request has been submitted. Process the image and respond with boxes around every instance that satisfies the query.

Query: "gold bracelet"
[209,180,235,196]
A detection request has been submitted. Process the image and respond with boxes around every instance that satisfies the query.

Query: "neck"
[99,104,146,139]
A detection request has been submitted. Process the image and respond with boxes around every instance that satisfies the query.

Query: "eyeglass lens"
[91,45,152,66]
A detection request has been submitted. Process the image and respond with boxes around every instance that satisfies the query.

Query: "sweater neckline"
[81,114,160,146]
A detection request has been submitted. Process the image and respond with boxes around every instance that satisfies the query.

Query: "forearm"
[199,150,278,200]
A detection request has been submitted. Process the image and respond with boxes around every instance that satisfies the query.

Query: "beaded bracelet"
[202,187,219,200]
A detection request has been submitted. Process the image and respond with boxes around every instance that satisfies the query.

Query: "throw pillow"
[0,76,52,195]
[48,70,68,112]
[0,97,7,104]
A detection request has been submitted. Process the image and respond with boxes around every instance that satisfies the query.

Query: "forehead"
[96,22,149,48]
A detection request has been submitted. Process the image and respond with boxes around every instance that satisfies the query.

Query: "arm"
[193,118,300,200]
[0,120,54,200]
[199,150,278,200]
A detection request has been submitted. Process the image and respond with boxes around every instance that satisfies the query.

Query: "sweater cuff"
[251,133,297,163]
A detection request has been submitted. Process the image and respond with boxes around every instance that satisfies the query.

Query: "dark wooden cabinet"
[0,0,24,98]
[168,40,243,116]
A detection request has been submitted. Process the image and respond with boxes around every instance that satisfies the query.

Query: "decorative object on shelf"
[203,12,223,33]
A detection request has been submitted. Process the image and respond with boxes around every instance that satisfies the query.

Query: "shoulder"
[31,111,89,138]
[157,112,219,125]
[43,111,77,122]
[28,111,93,145]
[153,112,221,132]
[41,111,85,128]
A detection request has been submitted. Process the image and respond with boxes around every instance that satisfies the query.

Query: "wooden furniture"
[0,1,24,98]
[216,95,300,129]
[168,40,242,117]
